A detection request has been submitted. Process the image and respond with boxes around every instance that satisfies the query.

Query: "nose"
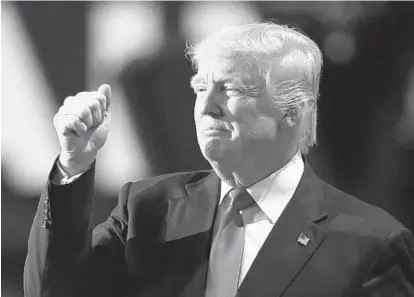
[194,88,224,119]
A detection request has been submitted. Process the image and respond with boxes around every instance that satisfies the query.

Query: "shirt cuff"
[52,160,88,185]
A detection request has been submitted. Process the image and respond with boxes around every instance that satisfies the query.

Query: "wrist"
[58,153,95,177]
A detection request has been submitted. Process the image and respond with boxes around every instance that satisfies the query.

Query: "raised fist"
[53,84,111,176]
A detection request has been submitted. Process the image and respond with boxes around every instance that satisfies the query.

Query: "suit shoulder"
[125,169,212,199]
[322,182,404,234]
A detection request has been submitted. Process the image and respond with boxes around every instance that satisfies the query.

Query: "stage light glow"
[180,1,262,42]
[324,31,356,65]
[1,3,60,197]
[1,3,59,197]
[87,2,164,74]
[396,64,414,148]
[87,2,158,197]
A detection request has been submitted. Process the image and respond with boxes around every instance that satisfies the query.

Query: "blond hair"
[186,22,323,154]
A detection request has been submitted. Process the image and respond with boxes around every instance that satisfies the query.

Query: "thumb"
[97,84,111,110]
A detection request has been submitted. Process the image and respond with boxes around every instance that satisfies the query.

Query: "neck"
[210,148,298,188]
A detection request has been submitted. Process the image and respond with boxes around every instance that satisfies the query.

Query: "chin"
[199,137,230,163]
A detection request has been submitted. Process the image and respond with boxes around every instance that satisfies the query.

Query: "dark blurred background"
[2,1,414,296]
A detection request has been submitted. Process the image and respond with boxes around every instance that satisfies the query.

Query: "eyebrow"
[190,72,240,90]
[190,76,206,90]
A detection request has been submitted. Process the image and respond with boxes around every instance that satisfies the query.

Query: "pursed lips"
[202,126,230,132]
[205,127,228,131]
[201,127,231,137]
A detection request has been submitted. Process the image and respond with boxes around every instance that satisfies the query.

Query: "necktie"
[205,187,255,297]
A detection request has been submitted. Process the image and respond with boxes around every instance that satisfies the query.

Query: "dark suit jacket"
[24,158,414,297]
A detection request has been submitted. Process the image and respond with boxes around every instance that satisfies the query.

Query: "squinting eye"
[220,84,240,96]
[194,86,207,94]
[224,87,240,96]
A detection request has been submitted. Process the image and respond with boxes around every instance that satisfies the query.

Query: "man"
[24,22,414,297]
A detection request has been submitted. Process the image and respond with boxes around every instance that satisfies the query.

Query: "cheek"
[227,97,255,120]
[248,116,277,140]
[229,99,278,139]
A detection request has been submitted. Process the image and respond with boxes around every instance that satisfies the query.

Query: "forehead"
[191,57,263,89]
[194,58,240,82]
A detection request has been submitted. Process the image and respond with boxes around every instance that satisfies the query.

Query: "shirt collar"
[220,152,304,224]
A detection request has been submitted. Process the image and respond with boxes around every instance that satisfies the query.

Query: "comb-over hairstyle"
[186,22,323,154]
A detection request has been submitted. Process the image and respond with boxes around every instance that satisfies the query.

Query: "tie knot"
[228,187,255,211]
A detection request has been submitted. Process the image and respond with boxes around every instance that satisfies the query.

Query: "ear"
[306,99,316,114]
[282,99,316,127]
[282,112,300,127]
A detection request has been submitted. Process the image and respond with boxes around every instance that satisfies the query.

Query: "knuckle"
[72,92,91,106]
[90,102,102,116]
[58,105,67,114]
[72,105,88,118]
[63,96,74,105]
[78,106,88,116]
[91,99,101,109]
[65,114,78,125]
[96,95,107,107]
[75,91,89,98]
[82,108,93,121]
[71,117,82,129]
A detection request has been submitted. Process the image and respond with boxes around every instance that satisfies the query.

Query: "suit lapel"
[162,171,220,297]
[238,162,328,297]
[164,171,220,242]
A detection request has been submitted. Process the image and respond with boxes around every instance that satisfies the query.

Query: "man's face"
[191,57,287,165]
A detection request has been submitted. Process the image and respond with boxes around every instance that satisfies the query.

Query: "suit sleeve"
[24,159,132,297]
[361,226,414,297]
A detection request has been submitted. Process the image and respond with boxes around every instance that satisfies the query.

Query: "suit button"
[41,219,51,229]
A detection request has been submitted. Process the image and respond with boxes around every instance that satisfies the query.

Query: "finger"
[63,95,75,106]
[99,110,111,130]
[55,114,88,136]
[97,84,111,110]
[88,99,103,127]
[60,103,94,129]
[78,97,105,127]
[72,91,107,112]
[70,116,88,136]
[103,110,111,125]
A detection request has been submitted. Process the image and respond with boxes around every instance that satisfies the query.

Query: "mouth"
[201,128,231,137]
[204,127,229,132]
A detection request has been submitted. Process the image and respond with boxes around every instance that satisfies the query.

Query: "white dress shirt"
[219,153,304,285]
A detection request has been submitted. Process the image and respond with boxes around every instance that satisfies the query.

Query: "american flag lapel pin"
[297,233,310,246]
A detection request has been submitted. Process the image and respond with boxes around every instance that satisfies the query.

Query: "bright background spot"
[180,1,262,41]
[87,2,162,196]
[1,4,60,197]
